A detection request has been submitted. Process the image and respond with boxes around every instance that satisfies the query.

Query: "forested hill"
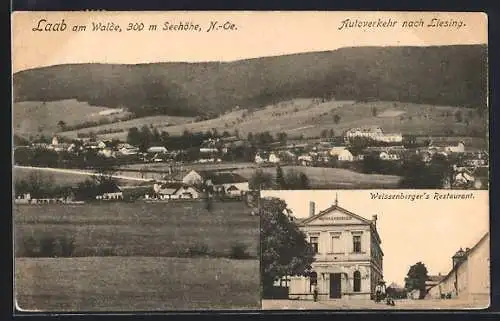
[13,45,487,117]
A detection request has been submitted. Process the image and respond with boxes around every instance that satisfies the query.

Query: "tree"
[399,153,453,189]
[299,172,310,189]
[249,169,274,190]
[275,165,286,189]
[57,120,66,131]
[333,114,341,124]
[260,197,316,297]
[328,129,335,138]
[404,262,429,299]
[320,129,328,139]
[276,132,288,145]
[455,110,463,123]
[284,170,310,189]
[372,107,378,117]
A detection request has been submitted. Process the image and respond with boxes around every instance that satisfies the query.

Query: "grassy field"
[235,166,401,189]
[59,115,196,139]
[16,257,260,311]
[13,166,145,187]
[14,202,259,257]
[63,99,356,140]
[13,163,401,189]
[14,166,94,185]
[54,99,487,142]
[13,99,133,137]
[14,201,260,310]
[295,101,487,138]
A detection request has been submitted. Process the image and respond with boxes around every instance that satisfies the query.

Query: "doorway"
[329,273,342,298]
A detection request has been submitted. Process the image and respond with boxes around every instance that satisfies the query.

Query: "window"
[331,233,341,253]
[310,236,319,253]
[353,271,361,292]
[353,235,362,253]
[309,271,318,292]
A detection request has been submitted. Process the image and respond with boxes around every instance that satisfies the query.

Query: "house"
[98,148,115,158]
[118,144,139,155]
[344,127,402,144]
[97,141,107,149]
[268,152,281,164]
[182,170,249,196]
[153,182,201,199]
[255,153,267,164]
[205,172,250,196]
[329,147,354,162]
[280,199,383,300]
[429,141,466,154]
[298,155,314,166]
[147,146,168,154]
[379,150,403,161]
[95,182,123,200]
[426,275,445,292]
[427,232,490,302]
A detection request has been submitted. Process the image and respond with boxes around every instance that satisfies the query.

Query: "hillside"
[13,99,132,136]
[13,45,487,120]
[59,99,488,141]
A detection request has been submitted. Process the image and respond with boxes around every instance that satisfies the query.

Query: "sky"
[12,11,487,73]
[261,189,489,287]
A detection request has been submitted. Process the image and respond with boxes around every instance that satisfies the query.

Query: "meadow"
[16,257,260,311]
[234,166,401,189]
[13,99,133,137]
[54,99,487,143]
[14,201,260,311]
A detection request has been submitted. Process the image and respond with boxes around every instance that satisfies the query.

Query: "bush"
[17,235,76,257]
[229,243,250,259]
[186,242,210,257]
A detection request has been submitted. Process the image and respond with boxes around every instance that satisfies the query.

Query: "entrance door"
[329,273,342,298]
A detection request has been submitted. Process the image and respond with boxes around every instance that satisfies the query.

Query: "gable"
[302,207,370,227]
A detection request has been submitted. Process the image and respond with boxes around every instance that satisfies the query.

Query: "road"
[261,298,489,310]
[13,165,166,183]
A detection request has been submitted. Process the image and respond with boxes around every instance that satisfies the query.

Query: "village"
[14,124,488,203]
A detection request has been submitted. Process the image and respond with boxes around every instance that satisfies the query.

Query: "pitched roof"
[299,204,382,247]
[197,171,248,184]
[428,232,489,290]
[427,275,445,282]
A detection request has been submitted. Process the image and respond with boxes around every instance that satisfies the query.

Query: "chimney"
[309,201,315,217]
[372,214,378,226]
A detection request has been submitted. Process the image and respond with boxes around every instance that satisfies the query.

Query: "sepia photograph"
[11,11,488,311]
[259,190,489,310]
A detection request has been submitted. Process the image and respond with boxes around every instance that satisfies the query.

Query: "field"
[13,163,402,189]
[13,99,133,137]
[54,99,487,143]
[13,166,147,186]
[14,202,260,310]
[234,166,401,189]
[61,99,356,140]
[295,101,487,138]
[59,114,196,139]
[16,257,260,311]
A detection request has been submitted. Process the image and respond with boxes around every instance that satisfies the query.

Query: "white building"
[268,153,281,164]
[329,147,354,162]
[147,146,168,154]
[182,170,249,196]
[282,199,383,300]
[427,232,489,303]
[344,127,403,144]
